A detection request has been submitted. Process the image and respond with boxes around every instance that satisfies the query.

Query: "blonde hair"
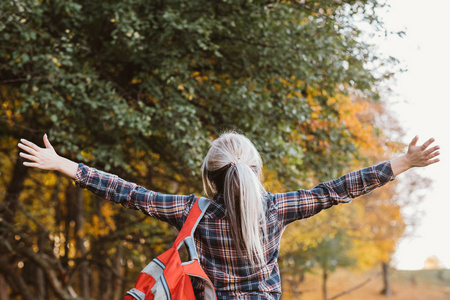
[201,132,267,268]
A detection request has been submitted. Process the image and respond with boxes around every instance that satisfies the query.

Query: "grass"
[281,268,450,300]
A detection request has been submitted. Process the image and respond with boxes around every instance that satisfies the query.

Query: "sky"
[373,0,450,270]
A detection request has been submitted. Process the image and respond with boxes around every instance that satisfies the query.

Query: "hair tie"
[230,158,240,167]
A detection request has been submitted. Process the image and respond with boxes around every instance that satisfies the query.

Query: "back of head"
[201,132,267,268]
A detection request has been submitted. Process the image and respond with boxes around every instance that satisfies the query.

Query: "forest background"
[0,0,434,299]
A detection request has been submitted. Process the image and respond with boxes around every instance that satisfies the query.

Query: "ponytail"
[202,132,267,268]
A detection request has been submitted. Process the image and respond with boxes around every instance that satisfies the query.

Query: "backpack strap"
[174,197,211,259]
[173,197,216,299]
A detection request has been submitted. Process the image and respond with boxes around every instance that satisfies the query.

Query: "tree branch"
[328,272,381,300]
[0,219,76,300]
[0,257,38,300]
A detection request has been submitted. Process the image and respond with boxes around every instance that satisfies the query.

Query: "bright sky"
[374,0,450,270]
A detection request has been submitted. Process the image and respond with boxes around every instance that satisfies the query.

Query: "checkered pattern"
[76,161,394,299]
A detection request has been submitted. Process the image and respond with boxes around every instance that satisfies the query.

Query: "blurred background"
[1,0,448,299]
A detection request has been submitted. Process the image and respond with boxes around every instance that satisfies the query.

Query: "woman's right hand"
[391,136,440,176]
[18,134,60,170]
[18,134,78,179]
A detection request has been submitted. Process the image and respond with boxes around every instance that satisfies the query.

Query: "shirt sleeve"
[274,161,395,226]
[75,163,194,228]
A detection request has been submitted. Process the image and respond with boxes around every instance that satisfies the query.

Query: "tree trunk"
[53,178,62,257]
[75,188,90,299]
[36,236,48,300]
[94,201,112,300]
[112,245,123,300]
[322,269,328,300]
[0,154,29,300]
[0,274,8,300]
[36,266,47,300]
[121,263,130,300]
[63,184,76,269]
[381,262,392,296]
[98,254,113,300]
[1,155,29,223]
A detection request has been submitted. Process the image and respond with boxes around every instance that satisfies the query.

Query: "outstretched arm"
[17,134,192,227]
[391,136,440,176]
[277,136,440,225]
[17,134,78,179]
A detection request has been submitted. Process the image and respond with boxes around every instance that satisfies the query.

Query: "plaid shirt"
[76,161,394,299]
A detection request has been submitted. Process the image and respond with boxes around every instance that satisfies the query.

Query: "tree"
[1,0,393,180]
[277,92,435,299]
[1,0,399,299]
[314,232,356,300]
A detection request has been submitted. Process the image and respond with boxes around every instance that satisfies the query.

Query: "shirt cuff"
[375,161,395,184]
[75,163,89,188]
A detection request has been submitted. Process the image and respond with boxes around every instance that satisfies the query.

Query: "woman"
[18,132,439,299]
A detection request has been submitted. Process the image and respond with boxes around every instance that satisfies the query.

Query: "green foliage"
[313,232,356,273]
[1,0,391,185]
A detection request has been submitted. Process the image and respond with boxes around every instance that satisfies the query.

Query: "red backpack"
[124,197,217,300]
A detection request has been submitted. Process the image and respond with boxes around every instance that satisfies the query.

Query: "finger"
[20,139,41,152]
[424,145,440,156]
[43,134,53,149]
[421,138,435,150]
[18,143,38,155]
[19,152,40,162]
[410,135,419,147]
[426,158,440,166]
[428,151,440,159]
[23,162,40,168]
